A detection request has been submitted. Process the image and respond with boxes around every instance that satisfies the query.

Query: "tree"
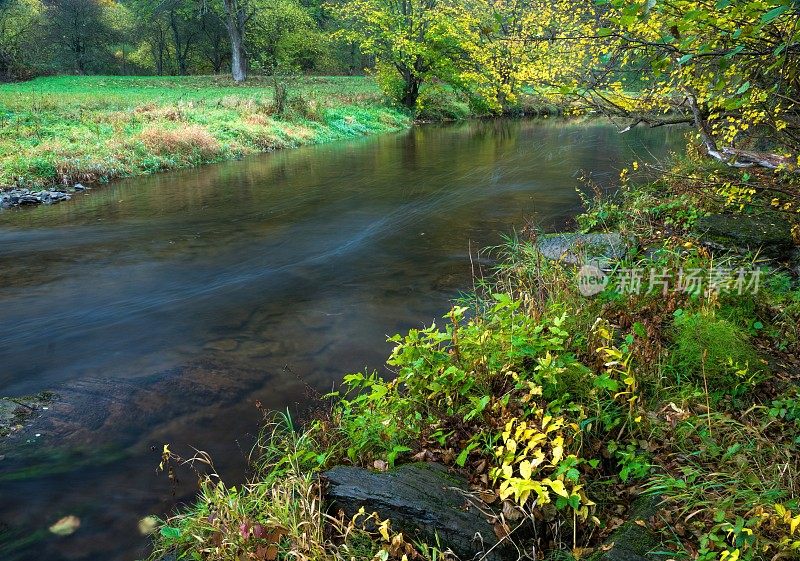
[43,0,117,73]
[0,0,41,79]
[582,0,800,167]
[458,0,602,112]
[334,0,465,108]
[220,0,252,81]
[248,0,319,72]
[199,5,228,72]
[156,0,199,75]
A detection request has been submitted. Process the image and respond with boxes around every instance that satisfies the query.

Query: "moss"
[667,310,765,397]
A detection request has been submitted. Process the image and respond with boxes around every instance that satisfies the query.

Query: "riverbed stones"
[0,188,72,209]
[536,232,630,265]
[0,393,55,439]
[323,462,507,561]
[696,213,795,258]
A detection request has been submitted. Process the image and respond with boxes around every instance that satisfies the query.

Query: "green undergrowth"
[150,145,800,561]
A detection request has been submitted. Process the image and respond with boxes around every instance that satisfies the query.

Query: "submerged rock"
[536,232,630,265]
[696,213,794,258]
[0,392,55,439]
[323,462,507,561]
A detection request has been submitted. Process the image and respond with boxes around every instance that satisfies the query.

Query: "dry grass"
[139,125,221,159]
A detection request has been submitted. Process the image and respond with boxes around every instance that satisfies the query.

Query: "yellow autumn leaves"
[491,410,595,520]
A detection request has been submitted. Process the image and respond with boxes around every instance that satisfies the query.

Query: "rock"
[44,190,70,203]
[73,183,87,191]
[1,393,55,439]
[789,248,800,277]
[323,463,507,561]
[18,194,40,205]
[536,232,630,265]
[0,188,72,208]
[590,495,662,561]
[696,213,795,258]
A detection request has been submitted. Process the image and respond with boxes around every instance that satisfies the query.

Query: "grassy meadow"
[0,75,410,191]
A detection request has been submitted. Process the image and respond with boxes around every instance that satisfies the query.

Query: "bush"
[415,84,470,121]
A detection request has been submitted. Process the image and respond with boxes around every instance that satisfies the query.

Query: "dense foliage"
[3,0,798,168]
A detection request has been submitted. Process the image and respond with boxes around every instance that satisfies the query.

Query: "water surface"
[0,119,682,560]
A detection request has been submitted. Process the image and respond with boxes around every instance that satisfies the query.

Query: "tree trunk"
[401,70,419,108]
[223,0,247,82]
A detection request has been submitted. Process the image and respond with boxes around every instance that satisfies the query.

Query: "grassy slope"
[0,75,411,190]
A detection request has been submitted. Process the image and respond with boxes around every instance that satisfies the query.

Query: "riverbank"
[150,142,800,561]
[0,76,576,209]
[0,76,412,205]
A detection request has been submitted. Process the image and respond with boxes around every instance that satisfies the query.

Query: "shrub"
[415,84,470,121]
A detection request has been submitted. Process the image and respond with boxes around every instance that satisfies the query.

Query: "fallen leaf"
[49,515,80,536]
[479,489,498,504]
[493,521,509,539]
[138,516,159,535]
[501,500,523,521]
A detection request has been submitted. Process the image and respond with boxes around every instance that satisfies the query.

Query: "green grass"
[0,75,410,190]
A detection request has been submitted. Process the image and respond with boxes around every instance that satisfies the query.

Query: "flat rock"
[696,213,794,258]
[323,463,506,561]
[536,232,629,265]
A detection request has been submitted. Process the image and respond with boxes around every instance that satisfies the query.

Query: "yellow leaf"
[379,521,390,541]
[790,514,800,535]
[519,460,532,480]
[544,478,569,498]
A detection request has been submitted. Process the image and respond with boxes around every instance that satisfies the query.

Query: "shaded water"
[0,119,682,560]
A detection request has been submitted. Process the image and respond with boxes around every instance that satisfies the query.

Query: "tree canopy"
[1,0,798,164]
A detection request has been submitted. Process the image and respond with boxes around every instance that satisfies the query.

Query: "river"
[0,119,682,560]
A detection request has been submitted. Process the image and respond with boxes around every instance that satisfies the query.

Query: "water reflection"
[0,119,683,561]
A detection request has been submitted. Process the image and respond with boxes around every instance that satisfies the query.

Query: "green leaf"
[678,53,694,64]
[735,81,751,95]
[160,526,181,539]
[760,5,788,24]
[455,441,479,467]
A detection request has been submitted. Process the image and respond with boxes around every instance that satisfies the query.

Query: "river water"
[0,119,682,560]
